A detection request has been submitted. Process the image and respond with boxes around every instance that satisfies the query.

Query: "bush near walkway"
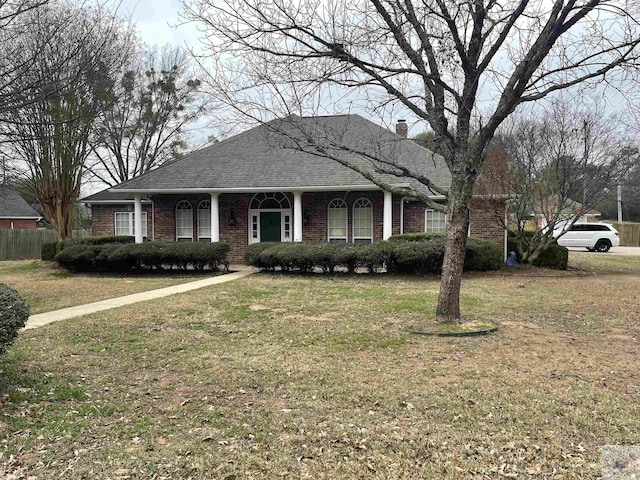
[0,283,29,354]
[54,241,230,272]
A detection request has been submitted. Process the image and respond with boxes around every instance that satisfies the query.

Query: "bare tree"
[182,0,640,324]
[88,45,206,186]
[477,101,632,263]
[2,1,133,239]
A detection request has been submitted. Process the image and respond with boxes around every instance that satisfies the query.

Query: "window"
[425,209,446,233]
[328,198,348,243]
[284,214,291,241]
[250,192,291,210]
[251,214,259,239]
[114,211,147,237]
[353,198,373,243]
[176,200,193,240]
[198,200,211,240]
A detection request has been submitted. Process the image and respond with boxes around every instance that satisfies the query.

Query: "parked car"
[553,223,620,252]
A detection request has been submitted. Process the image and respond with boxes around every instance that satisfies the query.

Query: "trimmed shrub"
[244,238,501,275]
[507,236,568,270]
[54,245,100,272]
[464,237,503,271]
[332,244,366,274]
[387,232,446,243]
[244,242,279,267]
[54,241,230,272]
[52,235,135,258]
[0,283,30,354]
[530,243,568,269]
[387,241,444,275]
[41,242,58,261]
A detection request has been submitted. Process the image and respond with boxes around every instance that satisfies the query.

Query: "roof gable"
[0,186,40,218]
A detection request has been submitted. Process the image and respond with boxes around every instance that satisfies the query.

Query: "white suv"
[553,223,620,252]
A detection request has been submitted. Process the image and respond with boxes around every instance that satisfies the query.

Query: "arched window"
[176,200,193,240]
[328,198,348,243]
[198,200,211,240]
[353,198,373,243]
[425,209,446,233]
[249,192,291,210]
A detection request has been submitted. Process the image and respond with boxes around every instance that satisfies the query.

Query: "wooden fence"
[0,229,90,261]
[611,223,640,247]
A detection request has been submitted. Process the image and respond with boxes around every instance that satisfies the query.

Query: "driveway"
[567,246,640,256]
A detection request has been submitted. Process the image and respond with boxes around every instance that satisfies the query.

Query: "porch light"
[228,209,237,227]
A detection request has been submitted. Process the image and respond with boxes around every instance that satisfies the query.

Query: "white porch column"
[383,190,393,240]
[210,193,220,242]
[134,194,143,244]
[293,191,303,242]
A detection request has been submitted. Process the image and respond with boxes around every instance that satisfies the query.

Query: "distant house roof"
[0,186,41,219]
[535,197,600,217]
[107,114,450,195]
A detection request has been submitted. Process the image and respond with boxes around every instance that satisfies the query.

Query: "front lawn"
[0,260,222,314]
[1,261,639,478]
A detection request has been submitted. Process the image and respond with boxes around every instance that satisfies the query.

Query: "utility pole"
[617,184,623,223]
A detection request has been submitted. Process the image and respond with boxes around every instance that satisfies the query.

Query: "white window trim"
[197,200,211,240]
[247,209,292,244]
[114,211,147,237]
[327,198,348,243]
[352,197,373,243]
[425,209,447,234]
[176,200,193,240]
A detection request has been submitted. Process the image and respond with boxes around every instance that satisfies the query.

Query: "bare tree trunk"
[436,202,469,323]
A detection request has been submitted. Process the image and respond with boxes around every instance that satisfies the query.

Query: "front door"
[260,212,281,242]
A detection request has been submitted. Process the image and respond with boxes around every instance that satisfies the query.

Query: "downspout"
[151,198,155,241]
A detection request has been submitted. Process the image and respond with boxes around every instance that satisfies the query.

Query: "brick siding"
[91,192,505,263]
[0,219,37,230]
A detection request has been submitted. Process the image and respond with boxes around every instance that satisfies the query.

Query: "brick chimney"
[395,119,408,138]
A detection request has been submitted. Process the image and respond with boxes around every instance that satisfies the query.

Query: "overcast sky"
[118,0,198,48]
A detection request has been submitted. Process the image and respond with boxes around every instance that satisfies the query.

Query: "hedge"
[0,283,29,354]
[42,235,134,260]
[54,241,230,272]
[244,237,503,275]
[507,235,568,270]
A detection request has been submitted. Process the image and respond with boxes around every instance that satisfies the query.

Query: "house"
[0,185,41,230]
[81,114,506,263]
[533,197,601,230]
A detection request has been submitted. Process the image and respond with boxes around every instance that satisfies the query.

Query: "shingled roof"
[109,114,451,195]
[0,186,41,218]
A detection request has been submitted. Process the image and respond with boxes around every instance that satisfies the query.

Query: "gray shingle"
[111,114,451,195]
[0,186,40,218]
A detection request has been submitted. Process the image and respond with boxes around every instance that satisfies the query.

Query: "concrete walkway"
[24,266,256,330]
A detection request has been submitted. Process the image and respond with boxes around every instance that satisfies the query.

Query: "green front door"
[260,212,281,242]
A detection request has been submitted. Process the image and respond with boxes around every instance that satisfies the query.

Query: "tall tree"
[182,0,640,324]
[0,0,50,122]
[476,101,631,263]
[89,45,205,186]
[2,1,132,239]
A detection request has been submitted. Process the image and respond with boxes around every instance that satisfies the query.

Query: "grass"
[0,260,223,314]
[1,254,640,478]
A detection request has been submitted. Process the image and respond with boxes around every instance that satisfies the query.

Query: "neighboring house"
[81,114,506,263]
[534,198,600,230]
[0,185,41,230]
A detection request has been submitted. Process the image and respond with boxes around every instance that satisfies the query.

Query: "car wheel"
[595,240,611,252]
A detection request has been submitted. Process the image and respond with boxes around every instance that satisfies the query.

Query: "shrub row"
[0,283,29,354]
[42,235,134,261]
[507,236,569,270]
[244,235,503,275]
[54,241,230,272]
